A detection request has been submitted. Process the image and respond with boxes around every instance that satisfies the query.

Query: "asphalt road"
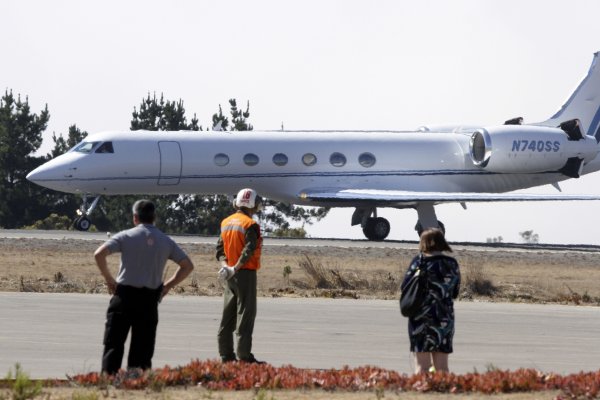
[1,292,599,379]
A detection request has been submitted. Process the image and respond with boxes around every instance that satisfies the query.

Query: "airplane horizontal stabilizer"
[299,189,600,204]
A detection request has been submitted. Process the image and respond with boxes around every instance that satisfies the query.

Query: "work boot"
[240,353,265,364]
[221,354,237,363]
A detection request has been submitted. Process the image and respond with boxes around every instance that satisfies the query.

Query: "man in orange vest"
[216,188,265,364]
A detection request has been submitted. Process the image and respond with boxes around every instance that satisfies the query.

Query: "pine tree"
[229,99,253,131]
[211,104,229,131]
[49,124,88,158]
[0,90,50,228]
[131,93,200,131]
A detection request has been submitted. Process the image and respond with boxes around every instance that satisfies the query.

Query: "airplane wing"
[299,188,600,204]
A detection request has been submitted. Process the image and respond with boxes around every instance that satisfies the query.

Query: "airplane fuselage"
[28,129,600,208]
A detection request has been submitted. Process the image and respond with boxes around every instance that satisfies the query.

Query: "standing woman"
[402,228,461,373]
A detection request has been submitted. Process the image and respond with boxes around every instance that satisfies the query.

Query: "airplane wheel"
[74,216,91,231]
[363,217,390,241]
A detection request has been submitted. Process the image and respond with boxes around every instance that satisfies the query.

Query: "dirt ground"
[1,237,600,305]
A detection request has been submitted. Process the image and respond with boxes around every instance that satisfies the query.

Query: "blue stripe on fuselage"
[589,104,600,141]
[30,168,556,183]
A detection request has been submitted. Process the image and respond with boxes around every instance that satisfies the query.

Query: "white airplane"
[28,52,600,241]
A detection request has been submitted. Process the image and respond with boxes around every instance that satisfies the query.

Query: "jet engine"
[469,124,597,176]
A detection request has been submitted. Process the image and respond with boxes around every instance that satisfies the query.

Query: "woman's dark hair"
[419,228,452,253]
[132,199,155,223]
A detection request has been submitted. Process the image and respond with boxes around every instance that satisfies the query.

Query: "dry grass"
[1,237,600,305]
[460,263,497,298]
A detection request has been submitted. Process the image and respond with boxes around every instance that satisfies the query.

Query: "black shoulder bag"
[399,254,427,317]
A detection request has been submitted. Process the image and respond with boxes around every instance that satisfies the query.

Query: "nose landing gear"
[73,195,100,231]
[74,215,92,231]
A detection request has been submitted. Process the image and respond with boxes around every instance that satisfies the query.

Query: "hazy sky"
[3,0,600,244]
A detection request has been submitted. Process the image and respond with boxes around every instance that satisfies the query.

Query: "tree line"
[0,90,328,235]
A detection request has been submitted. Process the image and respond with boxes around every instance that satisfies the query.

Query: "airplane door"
[158,141,182,185]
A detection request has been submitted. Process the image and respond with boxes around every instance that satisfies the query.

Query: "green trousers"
[217,269,257,360]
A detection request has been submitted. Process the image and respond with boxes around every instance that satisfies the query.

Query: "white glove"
[218,265,236,285]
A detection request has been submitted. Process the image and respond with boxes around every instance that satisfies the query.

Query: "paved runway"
[3,229,598,253]
[1,292,599,378]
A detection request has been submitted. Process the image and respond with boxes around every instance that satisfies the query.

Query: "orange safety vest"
[220,212,262,271]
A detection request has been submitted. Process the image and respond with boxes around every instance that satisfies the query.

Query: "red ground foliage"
[67,360,600,397]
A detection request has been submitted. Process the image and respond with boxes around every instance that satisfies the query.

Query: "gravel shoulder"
[1,236,599,305]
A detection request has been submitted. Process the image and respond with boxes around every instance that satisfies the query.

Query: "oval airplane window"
[272,153,288,166]
[244,153,259,166]
[302,153,317,166]
[214,153,230,166]
[358,152,376,168]
[330,152,346,167]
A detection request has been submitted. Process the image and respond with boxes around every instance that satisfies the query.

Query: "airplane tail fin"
[537,52,600,141]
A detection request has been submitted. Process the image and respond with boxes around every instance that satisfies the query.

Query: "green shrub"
[5,363,41,400]
[24,214,72,230]
[271,227,306,238]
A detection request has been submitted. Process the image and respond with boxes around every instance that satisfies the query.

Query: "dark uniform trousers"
[218,269,257,360]
[102,284,161,374]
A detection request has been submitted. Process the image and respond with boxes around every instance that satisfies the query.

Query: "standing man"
[216,188,265,364]
[94,199,194,375]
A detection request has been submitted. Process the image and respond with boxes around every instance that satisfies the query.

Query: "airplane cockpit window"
[73,141,100,154]
[302,153,317,166]
[95,142,114,154]
[330,152,346,167]
[272,153,288,166]
[243,153,259,166]
[358,152,376,168]
[214,153,230,166]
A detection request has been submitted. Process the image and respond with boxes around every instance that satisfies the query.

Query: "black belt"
[115,284,163,301]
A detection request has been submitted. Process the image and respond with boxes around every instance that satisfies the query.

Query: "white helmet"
[234,188,263,210]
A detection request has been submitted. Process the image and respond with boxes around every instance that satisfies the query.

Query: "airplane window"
[244,153,259,166]
[214,153,230,166]
[302,153,317,166]
[272,153,288,166]
[73,141,100,154]
[95,142,114,154]
[330,152,346,167]
[358,152,376,168]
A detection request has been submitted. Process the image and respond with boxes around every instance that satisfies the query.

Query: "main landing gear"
[352,207,391,241]
[74,195,100,231]
[363,217,391,241]
[352,203,446,241]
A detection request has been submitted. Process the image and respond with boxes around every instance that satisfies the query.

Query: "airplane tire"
[74,216,91,231]
[363,217,390,241]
